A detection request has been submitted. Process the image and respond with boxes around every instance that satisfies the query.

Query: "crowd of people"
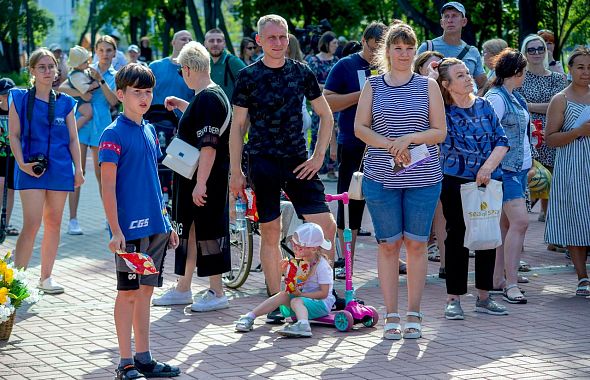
[1,1,589,379]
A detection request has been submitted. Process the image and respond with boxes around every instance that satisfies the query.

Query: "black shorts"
[248,155,330,223]
[336,143,366,230]
[0,155,16,190]
[115,232,170,291]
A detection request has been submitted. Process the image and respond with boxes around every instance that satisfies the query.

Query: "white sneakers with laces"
[152,287,193,306]
[191,289,229,312]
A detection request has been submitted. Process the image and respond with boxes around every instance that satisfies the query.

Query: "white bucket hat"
[292,223,332,250]
[68,45,91,68]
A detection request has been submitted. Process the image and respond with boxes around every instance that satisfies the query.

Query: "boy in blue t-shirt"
[99,63,180,380]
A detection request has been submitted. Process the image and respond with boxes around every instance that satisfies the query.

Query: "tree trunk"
[396,0,442,36]
[214,0,235,55]
[518,0,539,44]
[241,0,253,38]
[129,15,139,45]
[204,0,213,32]
[140,13,148,39]
[187,0,205,42]
[161,21,171,57]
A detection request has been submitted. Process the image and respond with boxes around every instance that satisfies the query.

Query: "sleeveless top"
[363,73,442,188]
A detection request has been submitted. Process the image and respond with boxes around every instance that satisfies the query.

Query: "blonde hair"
[177,41,210,73]
[521,34,549,69]
[28,48,58,85]
[257,14,288,34]
[435,58,465,105]
[375,23,417,73]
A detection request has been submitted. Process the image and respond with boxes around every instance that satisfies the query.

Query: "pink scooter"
[307,192,379,331]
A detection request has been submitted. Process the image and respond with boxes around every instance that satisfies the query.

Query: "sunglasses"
[527,46,546,55]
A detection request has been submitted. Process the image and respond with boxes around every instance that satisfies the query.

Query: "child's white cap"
[292,223,332,250]
[68,45,91,68]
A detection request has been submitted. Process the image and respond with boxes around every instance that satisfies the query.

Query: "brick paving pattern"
[1,165,589,379]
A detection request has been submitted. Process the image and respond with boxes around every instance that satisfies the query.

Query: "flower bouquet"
[0,251,40,340]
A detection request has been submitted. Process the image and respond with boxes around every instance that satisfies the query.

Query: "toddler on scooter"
[235,223,336,337]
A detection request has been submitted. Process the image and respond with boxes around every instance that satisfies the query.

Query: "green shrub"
[0,71,30,87]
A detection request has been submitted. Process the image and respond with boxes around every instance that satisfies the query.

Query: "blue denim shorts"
[502,169,529,203]
[362,178,441,243]
[279,296,330,320]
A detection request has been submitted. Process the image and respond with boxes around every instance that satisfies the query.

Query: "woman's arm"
[66,109,85,187]
[354,82,390,149]
[89,67,119,107]
[7,101,39,177]
[545,93,588,147]
[476,146,509,185]
[192,147,216,207]
[164,96,190,114]
[527,102,549,114]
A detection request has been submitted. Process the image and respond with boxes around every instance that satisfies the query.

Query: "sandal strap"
[504,284,520,291]
[404,322,422,331]
[577,278,590,286]
[406,311,423,319]
[384,312,400,319]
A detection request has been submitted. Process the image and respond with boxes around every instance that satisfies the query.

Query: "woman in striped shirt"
[354,23,446,340]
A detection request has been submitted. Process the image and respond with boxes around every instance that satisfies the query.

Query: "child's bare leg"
[114,290,137,359]
[289,297,309,321]
[133,285,154,353]
[76,103,93,129]
[251,291,290,317]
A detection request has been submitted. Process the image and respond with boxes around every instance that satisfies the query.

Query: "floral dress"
[516,71,567,168]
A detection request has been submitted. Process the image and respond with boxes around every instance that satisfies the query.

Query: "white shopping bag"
[460,179,503,250]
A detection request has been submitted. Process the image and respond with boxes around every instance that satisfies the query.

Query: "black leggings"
[336,143,366,230]
[441,175,496,295]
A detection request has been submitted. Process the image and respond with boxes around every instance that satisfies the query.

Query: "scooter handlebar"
[325,192,349,204]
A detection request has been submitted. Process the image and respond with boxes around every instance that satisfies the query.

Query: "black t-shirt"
[177,85,230,163]
[232,58,322,158]
[0,107,10,157]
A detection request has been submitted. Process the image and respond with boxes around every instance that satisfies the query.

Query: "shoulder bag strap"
[426,40,433,52]
[218,89,232,136]
[456,44,471,61]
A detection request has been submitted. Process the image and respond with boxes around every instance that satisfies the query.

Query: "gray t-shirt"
[418,36,485,78]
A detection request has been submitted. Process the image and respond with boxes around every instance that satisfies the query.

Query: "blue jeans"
[362,178,441,243]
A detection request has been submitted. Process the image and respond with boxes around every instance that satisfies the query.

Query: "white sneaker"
[152,287,193,306]
[191,289,229,312]
[67,219,83,235]
[38,277,65,294]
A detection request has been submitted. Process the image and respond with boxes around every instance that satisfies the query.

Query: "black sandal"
[134,359,180,378]
[115,365,146,380]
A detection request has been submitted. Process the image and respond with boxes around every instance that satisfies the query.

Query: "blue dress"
[8,89,77,191]
[78,64,116,147]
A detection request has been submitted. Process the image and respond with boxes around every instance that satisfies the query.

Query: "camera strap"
[26,87,56,160]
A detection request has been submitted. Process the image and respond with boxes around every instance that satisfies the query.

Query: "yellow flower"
[0,261,6,274]
[0,287,8,304]
[3,268,13,284]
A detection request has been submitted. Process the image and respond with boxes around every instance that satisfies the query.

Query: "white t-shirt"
[68,70,94,94]
[487,92,532,171]
[301,257,335,312]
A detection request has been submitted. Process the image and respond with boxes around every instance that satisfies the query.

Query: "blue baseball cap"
[441,2,466,17]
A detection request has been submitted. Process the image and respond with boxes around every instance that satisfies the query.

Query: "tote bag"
[162,90,232,179]
[460,179,503,250]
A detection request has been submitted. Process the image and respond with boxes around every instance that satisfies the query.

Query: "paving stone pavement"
[1,164,589,379]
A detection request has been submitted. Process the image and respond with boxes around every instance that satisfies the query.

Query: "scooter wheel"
[362,306,379,327]
[334,310,354,332]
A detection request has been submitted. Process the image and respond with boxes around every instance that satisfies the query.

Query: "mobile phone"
[125,243,136,253]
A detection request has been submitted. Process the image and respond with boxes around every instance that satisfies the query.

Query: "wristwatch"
[100,79,106,85]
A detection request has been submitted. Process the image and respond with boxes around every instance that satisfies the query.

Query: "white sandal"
[576,278,590,297]
[403,311,423,339]
[383,312,402,340]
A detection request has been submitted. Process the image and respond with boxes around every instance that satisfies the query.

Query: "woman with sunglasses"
[484,48,531,305]
[516,35,567,226]
[545,47,590,297]
[162,41,232,312]
[239,37,257,66]
[8,48,85,293]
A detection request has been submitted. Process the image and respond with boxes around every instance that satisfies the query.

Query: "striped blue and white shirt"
[363,73,442,188]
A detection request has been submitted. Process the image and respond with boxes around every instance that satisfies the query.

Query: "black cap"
[0,78,15,95]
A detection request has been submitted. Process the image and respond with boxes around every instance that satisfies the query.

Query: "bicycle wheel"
[223,219,254,289]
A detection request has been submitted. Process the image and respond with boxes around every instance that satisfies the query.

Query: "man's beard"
[210,50,222,58]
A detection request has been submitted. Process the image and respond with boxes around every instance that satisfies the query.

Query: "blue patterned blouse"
[441,97,509,180]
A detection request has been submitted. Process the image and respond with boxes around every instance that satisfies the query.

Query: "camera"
[28,153,48,175]
[294,19,332,55]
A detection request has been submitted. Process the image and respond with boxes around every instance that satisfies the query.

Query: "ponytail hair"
[492,48,527,87]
